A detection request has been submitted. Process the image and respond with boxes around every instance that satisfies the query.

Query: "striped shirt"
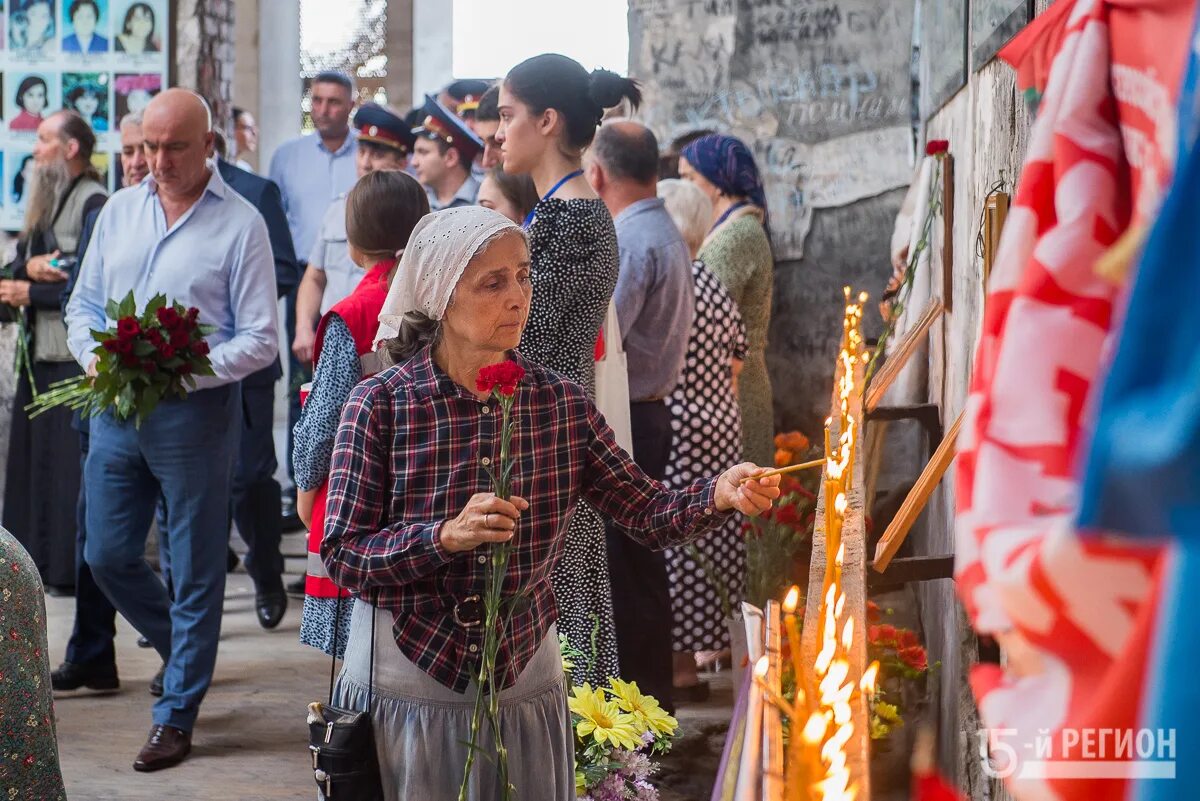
[322,347,731,692]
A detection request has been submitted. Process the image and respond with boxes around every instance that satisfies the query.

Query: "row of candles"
[754,287,880,801]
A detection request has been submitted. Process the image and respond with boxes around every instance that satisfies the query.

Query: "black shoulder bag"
[306,592,384,799]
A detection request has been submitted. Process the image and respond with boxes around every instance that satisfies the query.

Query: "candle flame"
[860,661,880,693]
[783,585,800,614]
[753,655,769,680]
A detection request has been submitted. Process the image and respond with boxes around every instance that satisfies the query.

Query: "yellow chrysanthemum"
[605,677,678,737]
[568,683,642,750]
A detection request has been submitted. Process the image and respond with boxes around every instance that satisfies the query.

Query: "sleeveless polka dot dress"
[664,261,748,653]
[520,197,621,684]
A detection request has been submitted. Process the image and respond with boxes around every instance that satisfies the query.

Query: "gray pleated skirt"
[331,602,575,801]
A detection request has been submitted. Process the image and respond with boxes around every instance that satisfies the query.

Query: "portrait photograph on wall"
[8,71,55,132]
[112,0,159,55]
[62,0,108,54]
[63,71,106,130]
[0,0,164,226]
[9,0,56,55]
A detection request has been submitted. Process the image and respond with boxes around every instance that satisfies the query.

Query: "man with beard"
[0,110,107,595]
[270,71,358,535]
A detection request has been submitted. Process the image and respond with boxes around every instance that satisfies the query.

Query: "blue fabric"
[84,385,240,731]
[64,167,280,388]
[218,158,298,386]
[612,197,695,401]
[231,382,283,593]
[1078,9,1200,797]
[291,313,360,490]
[267,132,358,260]
[680,134,769,228]
[62,33,108,53]
[64,428,117,668]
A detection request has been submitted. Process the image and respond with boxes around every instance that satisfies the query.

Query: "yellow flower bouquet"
[567,678,679,800]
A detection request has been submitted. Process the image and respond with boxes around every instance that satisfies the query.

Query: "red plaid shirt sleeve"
[581,398,732,547]
[321,382,454,592]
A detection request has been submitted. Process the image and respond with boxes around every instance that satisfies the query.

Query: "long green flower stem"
[864,156,943,388]
[458,397,519,801]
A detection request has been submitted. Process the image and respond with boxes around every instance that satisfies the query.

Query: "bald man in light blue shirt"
[64,89,278,772]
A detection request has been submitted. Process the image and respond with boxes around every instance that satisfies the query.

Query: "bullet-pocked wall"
[628,0,915,440]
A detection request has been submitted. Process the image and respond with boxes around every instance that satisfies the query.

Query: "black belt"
[450,594,533,627]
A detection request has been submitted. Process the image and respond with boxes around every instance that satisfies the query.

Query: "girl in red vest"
[293,170,430,656]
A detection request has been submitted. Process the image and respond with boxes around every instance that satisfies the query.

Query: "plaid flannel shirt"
[322,347,731,692]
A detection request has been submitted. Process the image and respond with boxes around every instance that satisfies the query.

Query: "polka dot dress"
[520,198,621,685]
[664,261,749,653]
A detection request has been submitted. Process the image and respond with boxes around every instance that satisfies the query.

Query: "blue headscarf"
[680,134,769,231]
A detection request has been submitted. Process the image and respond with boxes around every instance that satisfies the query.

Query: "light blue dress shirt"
[268,132,358,261]
[65,167,280,389]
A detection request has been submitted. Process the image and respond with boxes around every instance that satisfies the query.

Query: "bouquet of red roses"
[28,291,215,427]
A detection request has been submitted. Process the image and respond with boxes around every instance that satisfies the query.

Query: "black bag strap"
[327,589,376,708]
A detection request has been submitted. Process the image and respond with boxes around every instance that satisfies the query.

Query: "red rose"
[102,339,119,353]
[192,339,210,356]
[775,503,801,527]
[146,329,164,346]
[115,338,134,355]
[156,306,182,329]
[925,139,950,156]
[117,317,141,339]
[170,330,190,349]
[186,307,199,322]
[476,361,526,397]
[159,343,176,359]
[899,645,928,672]
[869,624,897,645]
[896,629,920,649]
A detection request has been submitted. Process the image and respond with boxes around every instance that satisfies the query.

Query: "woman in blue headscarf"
[679,134,774,467]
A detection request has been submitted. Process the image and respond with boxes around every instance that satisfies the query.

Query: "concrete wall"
[912,2,1050,794]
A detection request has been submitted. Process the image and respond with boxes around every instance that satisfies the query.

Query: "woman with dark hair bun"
[495,53,641,685]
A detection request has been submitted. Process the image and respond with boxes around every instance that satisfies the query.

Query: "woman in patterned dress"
[658,179,749,697]
[495,53,642,685]
[0,526,66,800]
[292,171,428,657]
[679,134,775,467]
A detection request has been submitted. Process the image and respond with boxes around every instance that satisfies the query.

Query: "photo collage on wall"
[1,0,167,230]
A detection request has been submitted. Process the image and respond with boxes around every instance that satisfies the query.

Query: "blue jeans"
[85,384,240,732]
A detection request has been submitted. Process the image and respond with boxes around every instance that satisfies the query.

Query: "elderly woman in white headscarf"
[320,206,779,801]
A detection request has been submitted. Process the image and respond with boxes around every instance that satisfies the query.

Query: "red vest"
[304,260,392,598]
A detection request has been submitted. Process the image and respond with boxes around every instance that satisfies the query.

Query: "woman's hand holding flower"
[714,463,781,516]
[440,492,530,553]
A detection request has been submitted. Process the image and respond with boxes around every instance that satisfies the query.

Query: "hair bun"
[588,68,643,113]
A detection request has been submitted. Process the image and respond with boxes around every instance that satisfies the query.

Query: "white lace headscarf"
[374,206,526,344]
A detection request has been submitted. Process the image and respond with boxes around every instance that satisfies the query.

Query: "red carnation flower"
[170,330,190,349]
[156,306,182,329]
[117,317,141,339]
[925,139,949,156]
[186,307,199,322]
[899,645,928,672]
[867,601,883,623]
[192,339,210,356]
[102,339,120,353]
[775,503,801,527]
[146,329,164,346]
[158,343,176,359]
[896,629,920,649]
[476,361,525,397]
[869,624,897,645]
[114,338,134,355]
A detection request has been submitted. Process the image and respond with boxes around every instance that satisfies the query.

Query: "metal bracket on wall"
[867,554,955,592]
[864,403,945,454]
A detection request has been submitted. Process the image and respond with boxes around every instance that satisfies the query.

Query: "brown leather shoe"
[132,724,191,772]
